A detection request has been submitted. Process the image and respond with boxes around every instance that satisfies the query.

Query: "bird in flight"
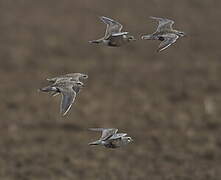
[39,79,85,116]
[88,128,133,148]
[141,16,186,52]
[89,16,136,47]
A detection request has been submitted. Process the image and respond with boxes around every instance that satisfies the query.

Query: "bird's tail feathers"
[89,40,102,44]
[39,86,57,93]
[141,34,154,40]
[88,140,102,146]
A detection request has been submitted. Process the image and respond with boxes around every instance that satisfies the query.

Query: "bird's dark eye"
[158,37,164,41]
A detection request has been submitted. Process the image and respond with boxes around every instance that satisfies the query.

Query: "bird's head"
[79,73,88,80]
[125,137,133,144]
[126,35,136,42]
[177,31,186,37]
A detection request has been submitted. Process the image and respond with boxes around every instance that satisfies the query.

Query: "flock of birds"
[39,16,185,149]
[89,16,185,51]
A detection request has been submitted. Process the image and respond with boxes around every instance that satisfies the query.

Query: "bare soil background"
[0,0,221,179]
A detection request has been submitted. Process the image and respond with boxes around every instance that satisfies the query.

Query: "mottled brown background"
[0,0,221,180]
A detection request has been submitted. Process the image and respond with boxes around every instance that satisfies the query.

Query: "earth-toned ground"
[0,0,221,179]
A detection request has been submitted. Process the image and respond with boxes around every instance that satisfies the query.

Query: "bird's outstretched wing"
[158,33,179,52]
[89,128,118,141]
[150,16,174,32]
[58,85,77,116]
[100,16,123,39]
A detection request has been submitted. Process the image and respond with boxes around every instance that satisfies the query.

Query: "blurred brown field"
[0,0,221,180]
